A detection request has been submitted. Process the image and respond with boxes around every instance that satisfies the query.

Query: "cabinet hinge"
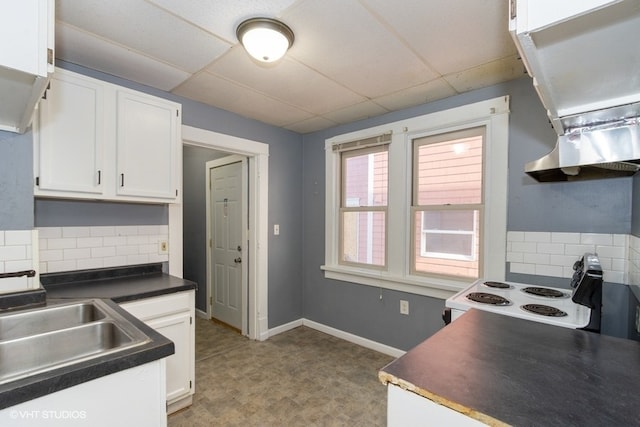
[509,0,516,19]
[176,189,178,197]
[209,296,212,305]
[189,380,192,389]
[209,239,212,248]
[35,177,40,186]
[176,109,179,117]
[190,316,193,325]
[47,48,54,65]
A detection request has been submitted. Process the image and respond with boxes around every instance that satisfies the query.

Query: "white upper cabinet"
[35,70,104,194]
[34,68,182,203]
[509,0,640,134]
[116,90,179,200]
[0,0,54,133]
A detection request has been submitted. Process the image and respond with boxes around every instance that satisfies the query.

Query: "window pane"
[414,210,479,278]
[415,133,483,205]
[341,211,385,266]
[343,150,388,207]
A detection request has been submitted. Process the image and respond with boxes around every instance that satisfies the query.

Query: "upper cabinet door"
[116,90,180,200]
[35,71,104,194]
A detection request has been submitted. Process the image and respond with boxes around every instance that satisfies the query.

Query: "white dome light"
[237,18,294,63]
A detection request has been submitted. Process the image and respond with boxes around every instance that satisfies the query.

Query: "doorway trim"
[170,125,269,341]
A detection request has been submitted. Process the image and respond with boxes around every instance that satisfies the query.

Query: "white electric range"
[445,278,592,329]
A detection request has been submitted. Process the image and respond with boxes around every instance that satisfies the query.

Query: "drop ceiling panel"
[374,79,458,112]
[284,0,439,98]
[148,0,299,43]
[207,47,366,115]
[283,115,338,134]
[56,0,231,73]
[174,71,313,127]
[55,23,191,91]
[322,101,388,125]
[444,55,525,93]
[362,0,517,75]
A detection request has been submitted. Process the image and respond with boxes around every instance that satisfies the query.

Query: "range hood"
[526,103,640,182]
[510,0,640,182]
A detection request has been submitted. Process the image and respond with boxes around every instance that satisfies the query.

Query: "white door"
[209,159,246,330]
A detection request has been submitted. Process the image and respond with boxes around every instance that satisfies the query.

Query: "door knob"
[234,257,242,264]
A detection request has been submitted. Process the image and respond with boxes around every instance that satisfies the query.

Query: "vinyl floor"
[167,318,395,427]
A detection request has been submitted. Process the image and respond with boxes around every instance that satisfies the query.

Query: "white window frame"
[420,210,478,261]
[322,96,509,299]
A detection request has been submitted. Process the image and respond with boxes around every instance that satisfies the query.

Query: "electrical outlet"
[400,300,409,315]
[159,240,169,254]
[274,224,280,235]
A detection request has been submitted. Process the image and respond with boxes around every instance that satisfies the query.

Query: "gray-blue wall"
[30,61,304,328]
[301,77,633,350]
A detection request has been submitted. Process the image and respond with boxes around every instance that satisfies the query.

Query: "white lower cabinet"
[120,291,195,413]
[0,360,167,427]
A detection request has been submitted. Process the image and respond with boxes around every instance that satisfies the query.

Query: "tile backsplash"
[507,231,627,284]
[0,229,39,294]
[38,225,169,274]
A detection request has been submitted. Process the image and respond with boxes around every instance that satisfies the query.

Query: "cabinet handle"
[120,173,124,187]
[97,170,101,185]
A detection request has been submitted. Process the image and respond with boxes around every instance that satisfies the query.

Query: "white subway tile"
[595,245,626,259]
[535,264,564,278]
[5,259,33,272]
[613,234,628,247]
[77,237,103,248]
[537,243,565,255]
[77,258,104,270]
[612,258,626,272]
[62,227,91,238]
[127,235,149,245]
[149,253,169,263]
[551,233,581,244]
[506,252,523,263]
[0,246,27,261]
[511,242,537,253]
[565,244,596,256]
[103,236,128,247]
[127,254,149,265]
[0,262,4,273]
[37,227,62,239]
[48,238,77,250]
[562,267,575,278]
[40,249,63,262]
[39,239,48,250]
[524,232,551,243]
[139,244,156,254]
[597,257,612,270]
[0,277,29,293]
[90,226,116,237]
[39,262,48,274]
[63,248,91,260]
[103,256,127,268]
[116,246,139,256]
[507,231,525,242]
[510,263,536,275]
[92,247,116,258]
[138,225,161,235]
[47,260,77,273]
[116,226,139,236]
[581,233,612,245]
[5,230,32,245]
[0,231,4,246]
[606,271,625,284]
[548,254,578,267]
[523,253,550,265]
[158,225,169,234]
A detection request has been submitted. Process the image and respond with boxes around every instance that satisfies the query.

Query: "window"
[412,128,484,279]
[340,146,388,268]
[323,97,509,298]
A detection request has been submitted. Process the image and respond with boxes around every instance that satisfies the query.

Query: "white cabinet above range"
[509,0,640,134]
[34,68,182,203]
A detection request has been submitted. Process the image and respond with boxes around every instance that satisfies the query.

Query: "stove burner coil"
[482,281,511,289]
[521,304,567,317]
[466,292,511,306]
[522,287,566,298]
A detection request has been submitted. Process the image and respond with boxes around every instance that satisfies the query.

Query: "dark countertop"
[0,298,174,410]
[42,263,197,303]
[1,264,197,409]
[379,309,640,427]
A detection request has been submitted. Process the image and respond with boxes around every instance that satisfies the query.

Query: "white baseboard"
[195,308,208,319]
[267,318,404,358]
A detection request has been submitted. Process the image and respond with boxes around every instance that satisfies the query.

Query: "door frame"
[169,125,269,341]
[206,155,248,334]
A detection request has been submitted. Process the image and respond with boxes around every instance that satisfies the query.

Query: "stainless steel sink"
[0,301,106,341]
[0,299,150,384]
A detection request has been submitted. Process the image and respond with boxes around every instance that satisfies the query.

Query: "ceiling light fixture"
[236,18,294,63]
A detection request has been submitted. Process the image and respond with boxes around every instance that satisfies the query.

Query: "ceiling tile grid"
[53,0,525,134]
